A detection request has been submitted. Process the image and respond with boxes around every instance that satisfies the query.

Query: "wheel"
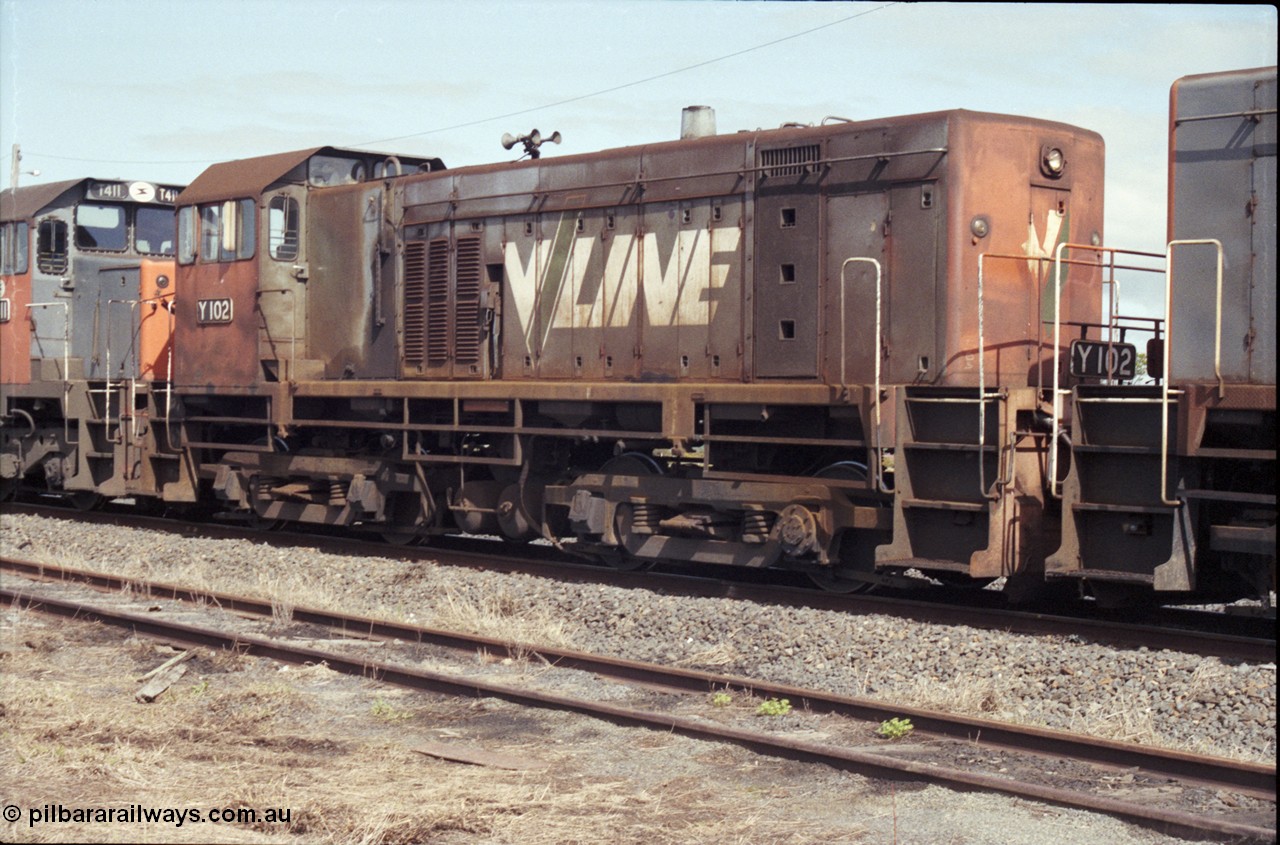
[933,571,997,590]
[245,510,283,532]
[808,461,881,594]
[596,453,664,570]
[596,546,652,572]
[245,437,289,531]
[600,452,665,477]
[66,491,105,511]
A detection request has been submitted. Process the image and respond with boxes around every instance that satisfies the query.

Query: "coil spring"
[256,476,284,499]
[742,511,775,538]
[629,503,661,533]
[328,480,347,506]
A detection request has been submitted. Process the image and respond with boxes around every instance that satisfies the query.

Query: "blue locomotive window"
[74,203,127,251]
[37,219,68,274]
[135,206,175,256]
[1,222,29,274]
[268,196,299,260]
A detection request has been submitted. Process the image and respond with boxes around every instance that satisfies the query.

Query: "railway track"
[4,501,1275,664]
[2,556,1274,843]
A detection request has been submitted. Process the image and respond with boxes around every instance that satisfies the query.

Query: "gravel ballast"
[1,511,1273,766]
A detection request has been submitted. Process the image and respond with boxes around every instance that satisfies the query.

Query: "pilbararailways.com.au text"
[6,803,294,828]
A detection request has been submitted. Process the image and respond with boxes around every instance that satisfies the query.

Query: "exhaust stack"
[680,106,716,140]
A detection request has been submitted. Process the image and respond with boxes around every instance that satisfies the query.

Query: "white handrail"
[1161,239,1224,506]
[25,300,73,445]
[839,257,888,493]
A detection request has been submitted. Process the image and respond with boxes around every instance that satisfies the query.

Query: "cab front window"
[309,155,366,187]
[1,222,30,274]
[75,203,127,251]
[177,206,196,265]
[196,199,255,263]
[135,206,175,256]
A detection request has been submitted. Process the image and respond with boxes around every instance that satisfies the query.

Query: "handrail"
[105,298,136,444]
[1161,239,1224,506]
[839,257,889,493]
[25,300,73,446]
[976,251,1053,500]
[257,287,299,382]
[1047,242,1167,498]
[107,295,177,451]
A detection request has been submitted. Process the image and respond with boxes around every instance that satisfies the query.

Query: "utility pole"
[9,144,39,191]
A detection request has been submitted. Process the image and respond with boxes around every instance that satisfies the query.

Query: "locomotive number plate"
[196,298,234,324]
[1069,339,1136,380]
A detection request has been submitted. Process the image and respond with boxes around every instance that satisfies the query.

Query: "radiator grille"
[760,144,821,177]
[454,236,482,366]
[402,240,427,367]
[426,238,451,367]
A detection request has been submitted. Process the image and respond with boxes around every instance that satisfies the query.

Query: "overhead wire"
[16,3,897,168]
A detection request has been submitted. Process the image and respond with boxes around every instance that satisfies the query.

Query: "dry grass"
[884,672,1165,750]
[432,588,574,650]
[892,675,1003,718]
[2,608,849,845]
[674,639,742,669]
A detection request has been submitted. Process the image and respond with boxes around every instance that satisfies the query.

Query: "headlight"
[1041,146,1066,178]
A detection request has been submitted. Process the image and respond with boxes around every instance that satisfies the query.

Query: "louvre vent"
[454,236,482,365]
[402,240,427,367]
[760,144,821,177]
[426,238,451,367]
[403,234,487,376]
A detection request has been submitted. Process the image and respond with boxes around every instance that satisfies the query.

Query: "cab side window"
[37,219,68,274]
[1,222,30,274]
[268,196,299,260]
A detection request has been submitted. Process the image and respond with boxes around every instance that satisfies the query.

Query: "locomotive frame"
[2,68,1274,606]
[169,109,1106,594]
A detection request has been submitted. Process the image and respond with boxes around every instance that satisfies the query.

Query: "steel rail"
[2,556,1274,803]
[2,503,1274,662]
[1,583,1272,844]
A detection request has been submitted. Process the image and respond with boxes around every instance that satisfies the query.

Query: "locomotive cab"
[0,178,186,505]
[173,147,444,390]
[1047,66,1277,603]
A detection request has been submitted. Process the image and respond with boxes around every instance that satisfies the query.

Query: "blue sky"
[1,1,1275,315]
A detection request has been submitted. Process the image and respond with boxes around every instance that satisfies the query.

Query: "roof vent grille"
[760,144,821,177]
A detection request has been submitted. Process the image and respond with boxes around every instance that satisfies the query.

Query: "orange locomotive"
[0,178,191,506]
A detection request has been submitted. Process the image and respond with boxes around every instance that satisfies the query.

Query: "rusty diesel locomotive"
[1,178,183,508]
[170,108,1107,594]
[2,68,1274,605]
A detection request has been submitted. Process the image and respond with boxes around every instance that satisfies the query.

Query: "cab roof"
[178,146,446,206]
